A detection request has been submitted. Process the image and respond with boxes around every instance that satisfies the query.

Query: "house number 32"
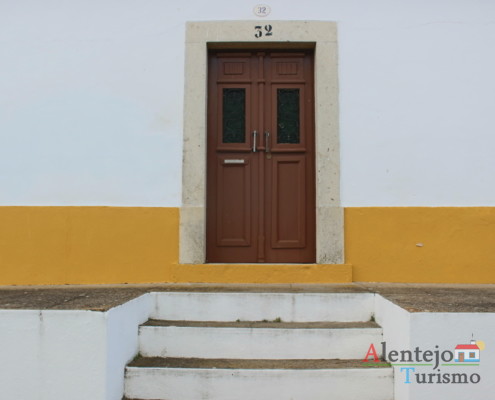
[254,25,273,38]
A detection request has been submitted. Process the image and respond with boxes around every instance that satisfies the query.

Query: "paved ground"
[358,282,495,313]
[129,356,390,369]
[0,282,494,312]
[0,283,364,311]
[144,319,380,329]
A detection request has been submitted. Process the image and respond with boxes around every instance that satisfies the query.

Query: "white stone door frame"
[180,20,343,264]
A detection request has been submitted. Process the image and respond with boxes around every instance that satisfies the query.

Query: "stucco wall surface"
[408,312,495,399]
[1,206,494,284]
[0,295,153,400]
[1,0,495,206]
[375,296,495,400]
[374,295,411,400]
[0,310,107,399]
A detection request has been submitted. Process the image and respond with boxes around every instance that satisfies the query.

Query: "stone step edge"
[150,285,369,294]
[127,357,390,370]
[142,319,380,329]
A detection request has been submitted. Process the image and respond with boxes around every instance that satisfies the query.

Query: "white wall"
[374,295,412,400]
[375,296,495,400]
[2,0,495,206]
[0,294,153,400]
[0,310,107,400]
[105,293,153,400]
[408,312,495,400]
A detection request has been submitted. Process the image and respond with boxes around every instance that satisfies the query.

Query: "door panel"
[207,50,315,263]
[216,156,252,247]
[270,156,306,249]
[217,56,252,82]
[269,54,305,82]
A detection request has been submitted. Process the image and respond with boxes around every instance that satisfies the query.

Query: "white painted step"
[139,320,382,359]
[151,292,375,322]
[125,358,394,400]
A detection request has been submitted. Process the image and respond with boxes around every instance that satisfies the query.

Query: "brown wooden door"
[206,50,315,263]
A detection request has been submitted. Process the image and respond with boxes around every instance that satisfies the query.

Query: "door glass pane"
[223,88,246,143]
[277,88,300,144]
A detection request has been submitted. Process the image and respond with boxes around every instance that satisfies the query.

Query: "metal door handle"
[252,130,257,152]
[265,131,270,153]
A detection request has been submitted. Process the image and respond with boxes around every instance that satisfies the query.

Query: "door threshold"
[172,263,352,284]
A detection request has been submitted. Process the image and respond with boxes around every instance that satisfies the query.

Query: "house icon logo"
[454,339,484,363]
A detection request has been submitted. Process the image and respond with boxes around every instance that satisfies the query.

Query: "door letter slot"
[224,159,245,164]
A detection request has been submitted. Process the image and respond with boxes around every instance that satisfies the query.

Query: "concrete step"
[124,357,394,400]
[151,292,375,322]
[139,319,382,359]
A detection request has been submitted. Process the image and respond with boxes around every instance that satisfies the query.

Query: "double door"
[206,50,315,263]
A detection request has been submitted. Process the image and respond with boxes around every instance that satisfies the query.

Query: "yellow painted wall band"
[0,206,494,285]
[0,207,178,285]
[345,207,495,283]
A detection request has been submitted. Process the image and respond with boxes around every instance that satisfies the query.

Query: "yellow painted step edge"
[170,264,353,284]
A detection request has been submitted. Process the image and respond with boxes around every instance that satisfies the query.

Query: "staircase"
[124,291,394,400]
